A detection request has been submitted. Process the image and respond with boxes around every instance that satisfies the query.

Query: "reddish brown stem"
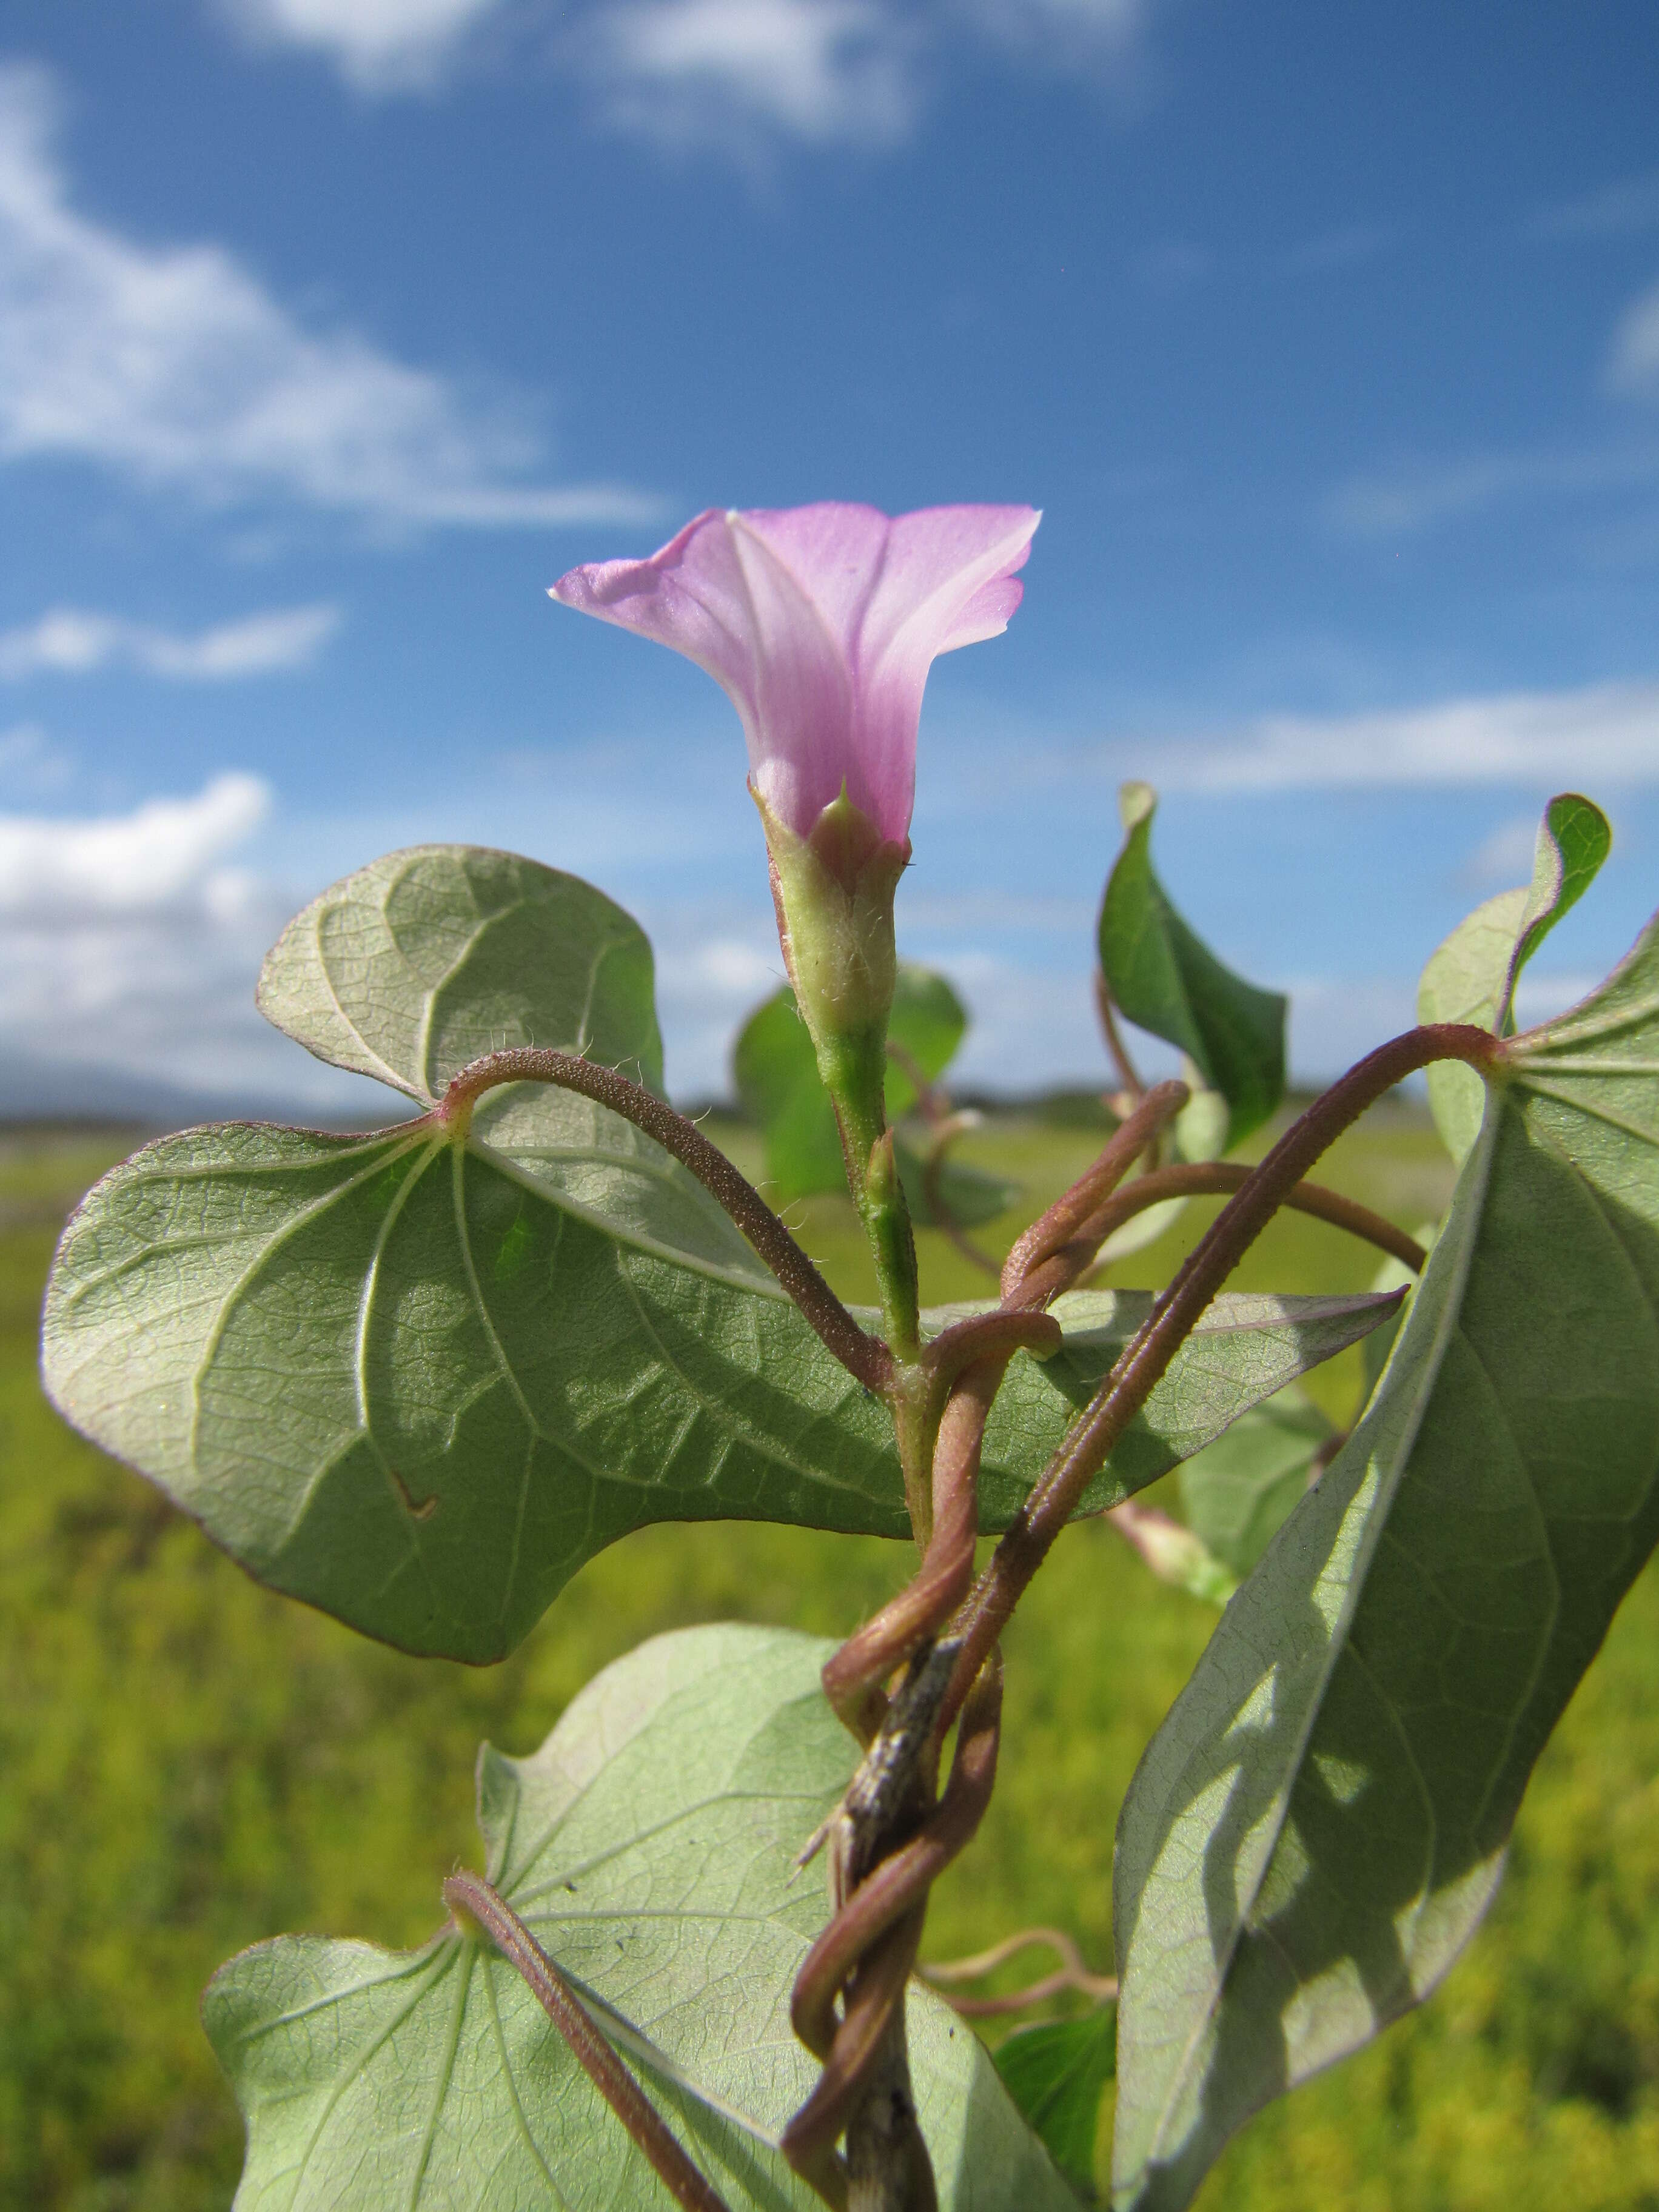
[1094,971,1147,1102]
[438,1048,891,1393]
[1078,1159,1428,1273]
[782,1660,1002,2173]
[442,1871,731,2212]
[1000,1080,1189,1303]
[940,1022,1500,1731]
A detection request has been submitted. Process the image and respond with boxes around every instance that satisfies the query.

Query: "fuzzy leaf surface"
[206,1623,1079,2211]
[41,1122,1396,1661]
[1098,785,1286,1147]
[1112,908,1659,2212]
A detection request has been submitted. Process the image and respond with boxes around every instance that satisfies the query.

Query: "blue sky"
[2,0,1658,1113]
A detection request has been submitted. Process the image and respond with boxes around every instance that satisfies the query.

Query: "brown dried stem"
[438,1047,891,1393]
[442,1871,731,2212]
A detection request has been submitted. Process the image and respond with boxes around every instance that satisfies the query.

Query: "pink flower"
[549,501,1040,847]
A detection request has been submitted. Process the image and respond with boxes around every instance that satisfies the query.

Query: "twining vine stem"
[1078,1159,1429,1274]
[937,1021,1500,1732]
[787,1023,1500,2197]
[437,1048,892,1393]
[442,1872,732,2212]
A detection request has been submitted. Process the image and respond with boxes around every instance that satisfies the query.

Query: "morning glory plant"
[41,499,1659,2212]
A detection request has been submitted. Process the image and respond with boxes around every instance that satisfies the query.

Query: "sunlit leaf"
[42,1116,1396,1659]
[1098,786,1286,1148]
[1111,899,1659,2212]
[1419,793,1611,1162]
[994,2009,1117,2200]
[206,1624,1079,2210]
[42,845,1399,1660]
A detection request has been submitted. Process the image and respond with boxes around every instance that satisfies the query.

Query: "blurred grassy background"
[4,1107,1659,2210]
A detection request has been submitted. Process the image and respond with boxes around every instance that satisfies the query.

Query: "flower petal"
[550,500,1039,846]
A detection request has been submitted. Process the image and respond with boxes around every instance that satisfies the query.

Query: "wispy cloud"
[221,0,509,92]
[1529,173,1659,243]
[1326,441,1659,537]
[207,0,1155,148]
[1279,223,1393,276]
[0,65,657,530]
[1161,679,1659,791]
[0,603,340,680]
[1609,280,1659,400]
[589,0,917,146]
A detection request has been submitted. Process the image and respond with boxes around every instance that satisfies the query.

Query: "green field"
[5,1107,1659,2210]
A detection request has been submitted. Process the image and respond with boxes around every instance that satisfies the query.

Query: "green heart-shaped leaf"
[42,846,1400,1661]
[1098,785,1287,1149]
[1112,895,1659,2212]
[206,1623,1081,2210]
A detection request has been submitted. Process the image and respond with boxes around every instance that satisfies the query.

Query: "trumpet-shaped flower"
[549,501,1040,854]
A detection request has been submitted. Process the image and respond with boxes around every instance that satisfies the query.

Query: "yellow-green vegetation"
[4,1109,1658,2210]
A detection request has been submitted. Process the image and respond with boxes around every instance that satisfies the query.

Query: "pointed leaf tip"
[1419,792,1612,1161]
[1098,788,1286,1148]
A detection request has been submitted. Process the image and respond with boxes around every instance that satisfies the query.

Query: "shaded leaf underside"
[1111,914,1659,2212]
[207,1624,1081,2211]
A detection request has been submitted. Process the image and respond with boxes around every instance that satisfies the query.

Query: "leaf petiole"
[437,1047,893,1393]
[441,1871,733,2212]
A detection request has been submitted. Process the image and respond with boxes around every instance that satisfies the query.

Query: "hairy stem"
[442,1872,731,2212]
[940,1021,1500,1728]
[437,1048,891,1393]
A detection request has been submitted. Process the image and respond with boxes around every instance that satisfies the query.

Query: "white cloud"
[1609,280,1659,400]
[0,603,340,680]
[1326,443,1659,537]
[204,0,1152,146]
[0,65,657,529]
[0,773,272,915]
[591,0,916,144]
[1161,679,1659,792]
[223,0,508,90]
